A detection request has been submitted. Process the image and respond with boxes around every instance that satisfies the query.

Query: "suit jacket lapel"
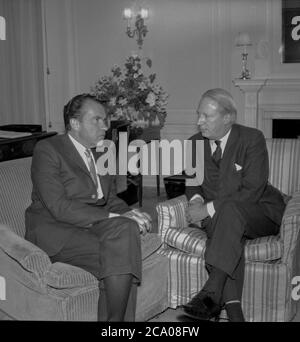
[60,135,110,201]
[204,137,211,162]
[60,134,91,178]
[220,124,240,171]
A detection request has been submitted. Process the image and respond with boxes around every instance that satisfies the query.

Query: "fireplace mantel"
[234,78,300,91]
[263,78,300,90]
[233,78,300,137]
[233,79,267,128]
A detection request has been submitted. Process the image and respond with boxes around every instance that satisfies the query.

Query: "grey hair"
[201,88,237,119]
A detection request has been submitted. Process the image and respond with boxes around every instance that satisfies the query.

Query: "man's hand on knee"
[122,209,152,235]
[186,202,209,225]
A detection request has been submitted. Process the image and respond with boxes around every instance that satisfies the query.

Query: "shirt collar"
[210,128,231,147]
[220,128,231,145]
[68,133,89,155]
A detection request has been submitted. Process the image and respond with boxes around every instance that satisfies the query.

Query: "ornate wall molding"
[211,0,232,89]
[233,79,267,128]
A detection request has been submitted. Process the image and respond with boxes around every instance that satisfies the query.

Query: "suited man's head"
[197,88,237,140]
[64,94,110,148]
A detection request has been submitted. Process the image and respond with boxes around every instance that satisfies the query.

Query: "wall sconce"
[123,6,149,49]
[235,32,252,80]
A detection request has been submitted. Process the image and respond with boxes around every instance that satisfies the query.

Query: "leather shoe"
[183,291,222,321]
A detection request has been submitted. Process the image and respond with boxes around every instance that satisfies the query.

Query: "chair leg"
[156,175,160,197]
[138,175,143,207]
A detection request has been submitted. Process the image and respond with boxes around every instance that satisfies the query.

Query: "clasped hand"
[123,209,152,235]
[186,197,209,225]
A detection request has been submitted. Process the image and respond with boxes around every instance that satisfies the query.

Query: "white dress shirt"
[209,128,231,158]
[191,129,232,218]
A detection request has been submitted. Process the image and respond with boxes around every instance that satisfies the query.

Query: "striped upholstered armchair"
[156,139,300,322]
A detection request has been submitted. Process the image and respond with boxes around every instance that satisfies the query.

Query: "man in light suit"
[25,94,151,321]
[183,88,286,321]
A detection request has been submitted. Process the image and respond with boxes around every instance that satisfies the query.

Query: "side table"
[0,131,57,162]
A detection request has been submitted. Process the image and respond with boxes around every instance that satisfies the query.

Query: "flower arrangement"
[91,54,168,129]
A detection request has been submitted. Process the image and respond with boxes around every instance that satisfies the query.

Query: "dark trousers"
[203,200,280,303]
[50,216,142,321]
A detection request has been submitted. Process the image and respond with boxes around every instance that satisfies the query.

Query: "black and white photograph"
[0,0,300,331]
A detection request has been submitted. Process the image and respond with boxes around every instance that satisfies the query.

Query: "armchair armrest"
[0,224,51,280]
[280,191,300,265]
[44,262,98,289]
[156,195,188,241]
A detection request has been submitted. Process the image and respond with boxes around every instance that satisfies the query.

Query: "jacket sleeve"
[185,133,205,201]
[185,185,204,201]
[105,176,130,214]
[213,130,269,212]
[31,141,110,227]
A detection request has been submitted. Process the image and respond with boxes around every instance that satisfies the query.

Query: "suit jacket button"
[92,194,96,199]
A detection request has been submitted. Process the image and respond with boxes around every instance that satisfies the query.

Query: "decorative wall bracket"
[124,7,149,49]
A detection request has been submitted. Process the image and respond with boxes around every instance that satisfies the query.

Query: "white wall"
[72,0,230,141]
[42,0,79,132]
[231,0,300,138]
[46,0,300,133]
[43,0,300,183]
[45,0,234,136]
[71,0,234,186]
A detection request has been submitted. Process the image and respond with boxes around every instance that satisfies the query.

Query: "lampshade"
[235,32,252,47]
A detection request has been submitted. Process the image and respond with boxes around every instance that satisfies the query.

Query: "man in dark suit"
[25,94,151,321]
[183,88,286,321]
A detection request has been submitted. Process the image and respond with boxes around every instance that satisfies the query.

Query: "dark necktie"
[212,140,222,167]
[84,148,98,186]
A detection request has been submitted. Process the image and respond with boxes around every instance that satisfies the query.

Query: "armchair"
[156,138,300,321]
[0,157,168,321]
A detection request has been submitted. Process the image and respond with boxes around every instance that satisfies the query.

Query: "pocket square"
[234,163,242,171]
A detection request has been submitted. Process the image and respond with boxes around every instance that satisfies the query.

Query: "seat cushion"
[164,227,282,262]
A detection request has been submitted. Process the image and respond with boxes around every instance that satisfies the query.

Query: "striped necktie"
[212,140,222,167]
[84,148,98,186]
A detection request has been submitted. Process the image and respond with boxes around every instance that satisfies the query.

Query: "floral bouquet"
[91,54,168,129]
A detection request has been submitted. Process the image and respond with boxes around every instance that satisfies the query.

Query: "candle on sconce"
[140,8,149,19]
[123,8,133,30]
[123,5,149,49]
[123,8,133,19]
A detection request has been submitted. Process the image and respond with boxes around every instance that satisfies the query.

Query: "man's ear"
[70,118,80,131]
[223,113,232,125]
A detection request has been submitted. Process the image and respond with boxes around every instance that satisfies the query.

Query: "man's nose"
[197,115,205,125]
[99,120,109,131]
